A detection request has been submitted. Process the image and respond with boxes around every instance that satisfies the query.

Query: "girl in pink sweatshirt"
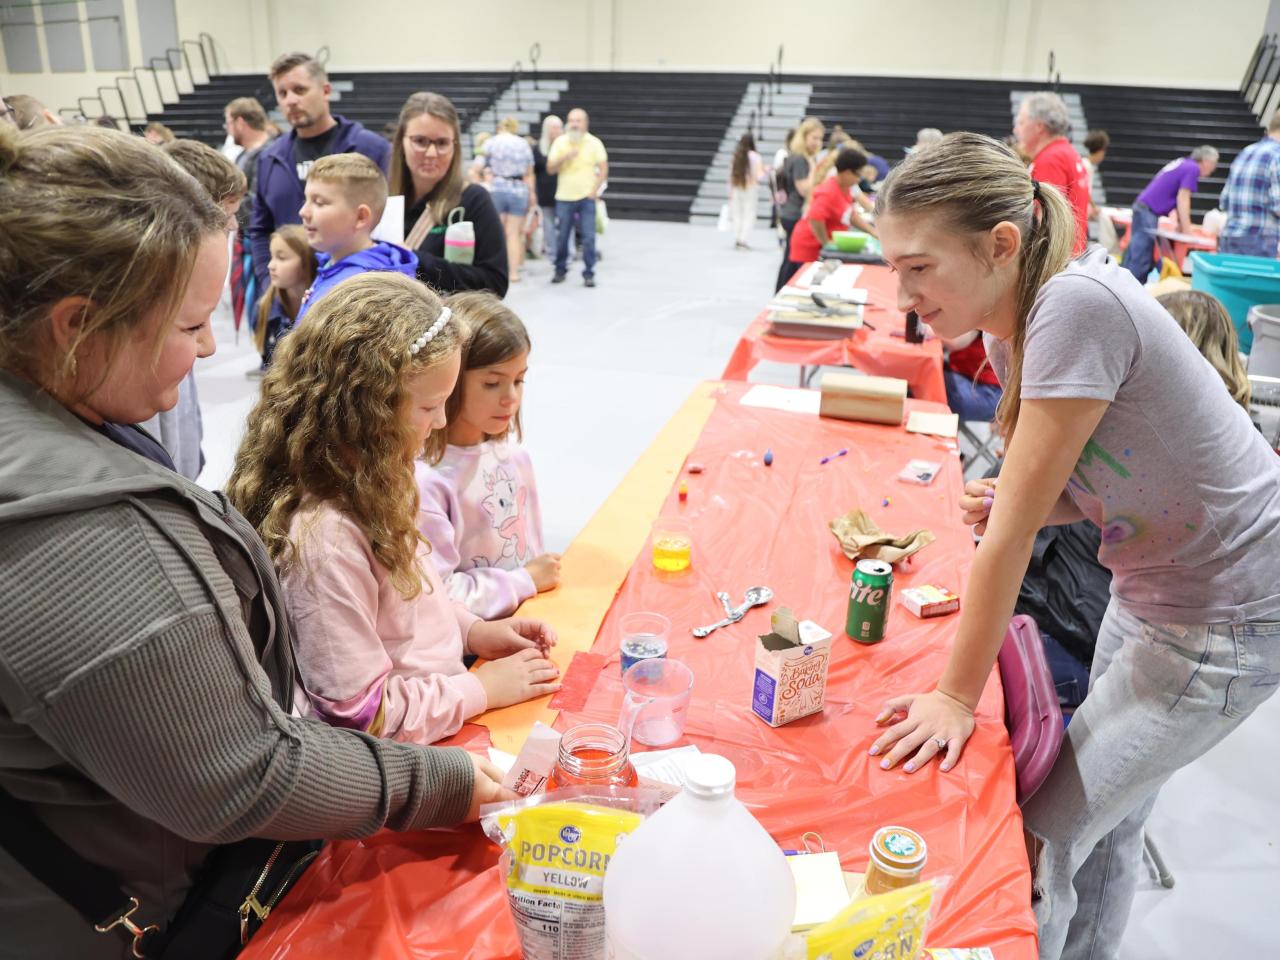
[228,273,561,745]
[417,292,562,618]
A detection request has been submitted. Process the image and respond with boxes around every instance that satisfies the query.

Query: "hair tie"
[1031,180,1043,203]
[409,306,452,356]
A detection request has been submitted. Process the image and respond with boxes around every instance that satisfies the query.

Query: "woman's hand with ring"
[870,689,977,773]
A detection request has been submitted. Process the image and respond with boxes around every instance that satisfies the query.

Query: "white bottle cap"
[684,754,736,799]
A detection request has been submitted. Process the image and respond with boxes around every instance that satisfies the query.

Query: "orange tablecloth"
[242,382,1036,960]
[722,264,948,404]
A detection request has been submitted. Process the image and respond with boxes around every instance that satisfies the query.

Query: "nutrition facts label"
[508,884,607,960]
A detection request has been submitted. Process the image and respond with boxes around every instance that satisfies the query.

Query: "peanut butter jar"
[864,826,928,896]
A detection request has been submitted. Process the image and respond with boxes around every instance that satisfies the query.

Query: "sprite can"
[846,559,893,643]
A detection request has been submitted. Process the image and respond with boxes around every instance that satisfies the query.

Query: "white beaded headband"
[409,307,452,357]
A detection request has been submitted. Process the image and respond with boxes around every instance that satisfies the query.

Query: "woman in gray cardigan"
[0,123,509,958]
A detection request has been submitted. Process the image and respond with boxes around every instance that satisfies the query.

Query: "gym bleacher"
[1068,82,1257,217]
[139,67,1263,223]
[544,72,749,221]
[141,70,511,146]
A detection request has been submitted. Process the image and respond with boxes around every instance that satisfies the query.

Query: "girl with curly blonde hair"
[228,272,559,745]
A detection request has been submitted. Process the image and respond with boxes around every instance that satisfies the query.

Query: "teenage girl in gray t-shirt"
[868,132,1280,960]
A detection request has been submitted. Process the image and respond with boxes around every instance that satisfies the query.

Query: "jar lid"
[870,826,927,870]
[684,754,736,799]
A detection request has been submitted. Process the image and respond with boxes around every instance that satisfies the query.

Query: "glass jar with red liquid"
[547,723,639,789]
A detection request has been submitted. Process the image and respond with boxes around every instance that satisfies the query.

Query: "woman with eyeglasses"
[390,92,509,298]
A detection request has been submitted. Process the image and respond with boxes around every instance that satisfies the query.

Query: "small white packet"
[897,459,942,485]
[501,722,561,796]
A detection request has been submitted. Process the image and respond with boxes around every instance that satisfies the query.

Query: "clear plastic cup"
[619,658,694,747]
[651,517,693,572]
[619,611,671,675]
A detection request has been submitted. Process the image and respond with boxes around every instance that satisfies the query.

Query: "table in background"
[1102,205,1217,270]
[722,264,948,403]
[241,382,1037,960]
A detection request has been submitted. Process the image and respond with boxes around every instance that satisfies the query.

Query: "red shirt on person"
[1029,136,1091,253]
[947,337,1000,387]
[789,176,855,263]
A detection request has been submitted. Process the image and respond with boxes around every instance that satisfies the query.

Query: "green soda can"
[846,559,893,643]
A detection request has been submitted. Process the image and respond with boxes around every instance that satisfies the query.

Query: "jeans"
[541,204,558,257]
[1218,231,1279,258]
[944,369,1002,422]
[1120,203,1160,283]
[555,197,596,278]
[1022,599,1280,960]
[491,181,529,216]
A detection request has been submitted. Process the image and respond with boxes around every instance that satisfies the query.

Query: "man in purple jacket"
[249,52,390,293]
[1120,145,1218,283]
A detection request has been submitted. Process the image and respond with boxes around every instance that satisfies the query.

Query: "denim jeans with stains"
[1022,598,1280,960]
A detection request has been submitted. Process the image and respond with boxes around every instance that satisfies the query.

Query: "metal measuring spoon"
[692,586,775,638]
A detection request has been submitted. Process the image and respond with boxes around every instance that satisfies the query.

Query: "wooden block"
[819,372,907,425]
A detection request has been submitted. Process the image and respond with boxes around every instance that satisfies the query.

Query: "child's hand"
[475,649,561,710]
[468,618,557,659]
[525,553,562,592]
[465,753,517,822]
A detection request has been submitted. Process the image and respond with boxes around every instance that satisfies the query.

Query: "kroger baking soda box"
[751,607,833,727]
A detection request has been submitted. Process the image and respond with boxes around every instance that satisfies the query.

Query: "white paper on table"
[739,384,822,416]
[816,265,865,294]
[792,263,821,288]
[371,194,406,246]
[905,410,960,439]
[792,262,864,294]
[630,744,702,787]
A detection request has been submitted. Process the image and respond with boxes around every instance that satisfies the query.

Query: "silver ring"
[933,737,949,751]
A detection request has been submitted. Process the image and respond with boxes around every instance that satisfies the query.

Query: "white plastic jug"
[603,754,796,960]
[443,208,475,265]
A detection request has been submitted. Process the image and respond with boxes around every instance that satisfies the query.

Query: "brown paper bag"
[829,509,935,564]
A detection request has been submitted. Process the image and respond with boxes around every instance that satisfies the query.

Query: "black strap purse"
[0,786,318,958]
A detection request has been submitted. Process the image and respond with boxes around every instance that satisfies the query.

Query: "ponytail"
[998,179,1075,436]
[874,131,1075,437]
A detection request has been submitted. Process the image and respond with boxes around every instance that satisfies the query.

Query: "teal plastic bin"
[1188,252,1280,352]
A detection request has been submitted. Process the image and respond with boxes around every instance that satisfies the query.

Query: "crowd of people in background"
[0,49,580,956]
[5,54,1280,960]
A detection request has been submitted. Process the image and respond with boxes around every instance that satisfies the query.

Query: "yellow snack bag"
[805,880,937,960]
[484,792,653,960]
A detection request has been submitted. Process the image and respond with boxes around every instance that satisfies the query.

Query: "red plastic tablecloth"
[721,264,948,405]
[242,383,1037,960]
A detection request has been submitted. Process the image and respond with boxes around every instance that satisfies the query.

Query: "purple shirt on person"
[1137,157,1200,215]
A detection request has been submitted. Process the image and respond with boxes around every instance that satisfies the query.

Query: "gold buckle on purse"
[94,896,160,959]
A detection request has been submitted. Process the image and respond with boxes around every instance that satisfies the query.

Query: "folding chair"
[959,421,1001,481]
